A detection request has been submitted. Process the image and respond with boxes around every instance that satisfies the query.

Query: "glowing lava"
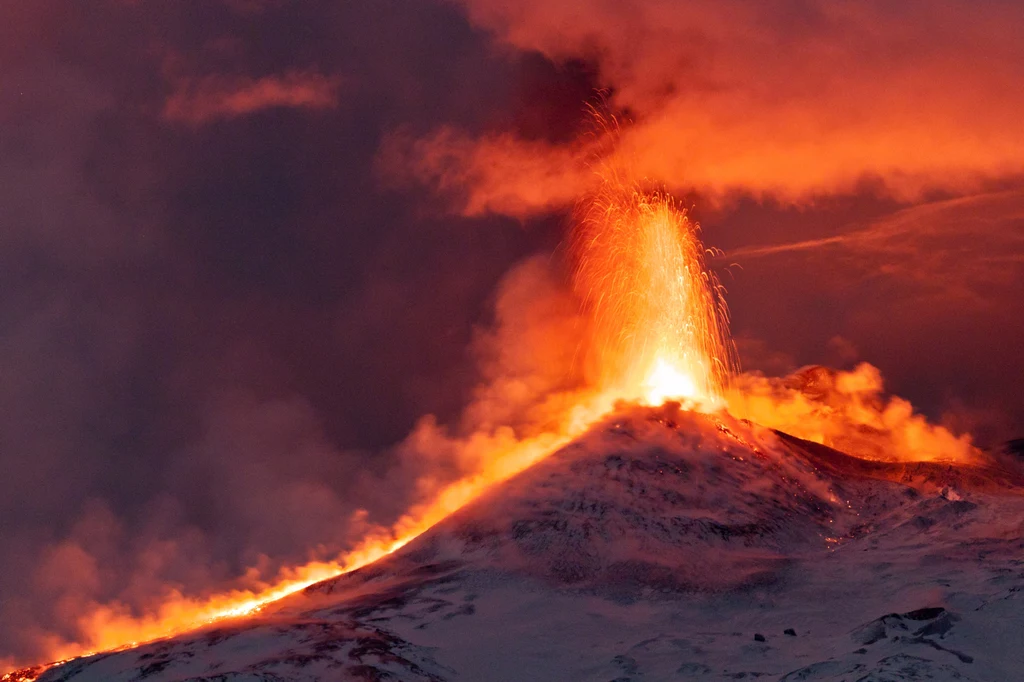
[644,355,700,406]
[3,430,590,680]
[571,168,735,409]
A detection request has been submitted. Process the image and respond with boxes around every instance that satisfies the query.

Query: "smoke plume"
[389,0,1024,214]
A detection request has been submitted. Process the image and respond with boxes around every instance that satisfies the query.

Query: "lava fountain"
[571,167,735,410]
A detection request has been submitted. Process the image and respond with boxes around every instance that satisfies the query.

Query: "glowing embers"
[571,176,734,410]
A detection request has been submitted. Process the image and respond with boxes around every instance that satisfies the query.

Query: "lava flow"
[3,165,735,681]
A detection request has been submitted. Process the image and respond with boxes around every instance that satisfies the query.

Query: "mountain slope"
[32,405,1024,681]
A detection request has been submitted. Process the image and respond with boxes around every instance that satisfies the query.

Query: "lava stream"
[5,169,735,679]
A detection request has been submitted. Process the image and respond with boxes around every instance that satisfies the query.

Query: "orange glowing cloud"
[726,363,981,465]
[377,127,592,217]
[389,0,1024,214]
[163,71,340,125]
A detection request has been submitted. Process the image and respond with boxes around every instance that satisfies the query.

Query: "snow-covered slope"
[31,405,1024,681]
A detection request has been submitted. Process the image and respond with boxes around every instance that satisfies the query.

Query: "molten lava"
[570,169,735,409]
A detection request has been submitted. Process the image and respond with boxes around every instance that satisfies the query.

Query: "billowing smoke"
[727,364,980,464]
[390,0,1024,214]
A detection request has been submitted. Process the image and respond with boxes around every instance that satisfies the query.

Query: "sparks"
[571,164,735,410]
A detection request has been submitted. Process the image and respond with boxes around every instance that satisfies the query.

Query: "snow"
[33,405,1024,681]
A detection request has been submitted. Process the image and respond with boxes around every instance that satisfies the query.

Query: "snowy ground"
[30,406,1024,681]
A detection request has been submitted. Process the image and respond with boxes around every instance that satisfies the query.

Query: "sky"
[1,0,1022,665]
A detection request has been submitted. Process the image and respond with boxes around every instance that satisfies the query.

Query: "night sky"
[2,0,1022,664]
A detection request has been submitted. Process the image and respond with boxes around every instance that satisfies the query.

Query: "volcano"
[22,405,1024,682]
